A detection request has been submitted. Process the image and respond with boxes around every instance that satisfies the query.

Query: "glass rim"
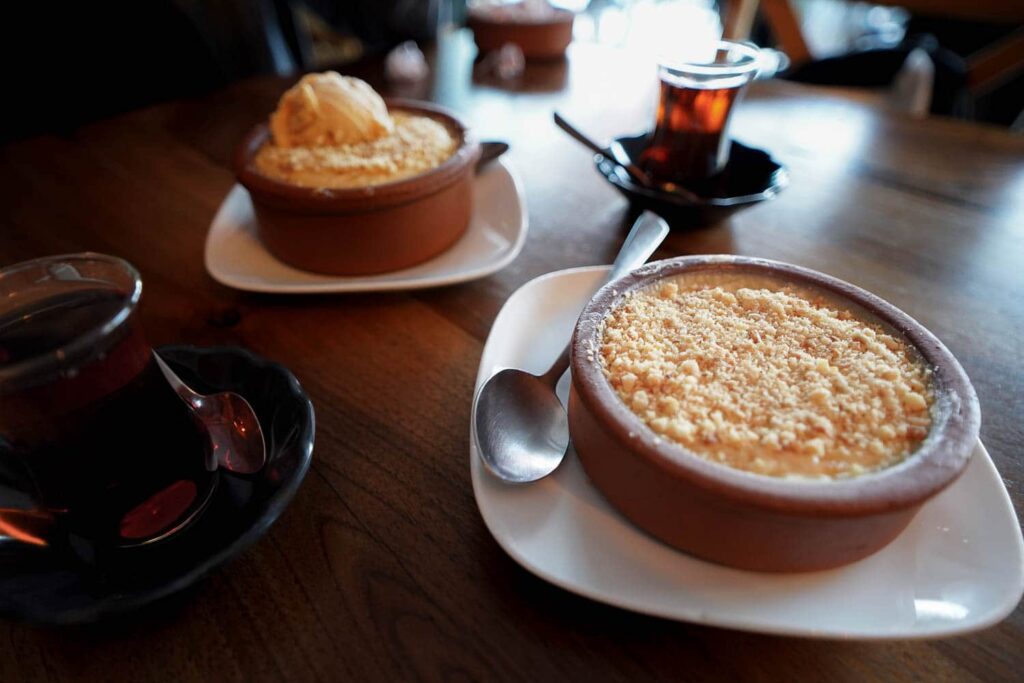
[0,252,142,389]
[658,40,761,78]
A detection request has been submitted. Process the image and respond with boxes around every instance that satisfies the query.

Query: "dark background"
[0,0,1019,142]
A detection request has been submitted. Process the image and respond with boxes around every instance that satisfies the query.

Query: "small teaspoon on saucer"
[153,351,266,475]
[553,112,702,203]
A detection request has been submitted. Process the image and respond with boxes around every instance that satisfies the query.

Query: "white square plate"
[204,158,527,293]
[470,266,1024,639]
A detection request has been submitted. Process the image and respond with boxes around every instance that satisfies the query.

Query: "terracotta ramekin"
[467,7,574,61]
[569,255,980,572]
[235,99,481,276]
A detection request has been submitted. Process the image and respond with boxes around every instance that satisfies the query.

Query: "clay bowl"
[569,255,980,572]
[467,6,574,61]
[235,99,481,276]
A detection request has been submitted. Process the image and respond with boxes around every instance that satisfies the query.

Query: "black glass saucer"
[595,134,788,227]
[0,345,314,625]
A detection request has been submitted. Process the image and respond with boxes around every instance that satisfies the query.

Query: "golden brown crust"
[600,279,933,479]
[253,112,457,189]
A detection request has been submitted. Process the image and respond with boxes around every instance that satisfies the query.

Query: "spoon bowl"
[153,352,266,475]
[474,368,569,483]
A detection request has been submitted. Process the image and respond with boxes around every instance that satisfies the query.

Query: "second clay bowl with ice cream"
[568,255,980,572]
[236,72,481,276]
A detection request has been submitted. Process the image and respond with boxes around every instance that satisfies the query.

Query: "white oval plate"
[204,158,527,293]
[470,265,1024,639]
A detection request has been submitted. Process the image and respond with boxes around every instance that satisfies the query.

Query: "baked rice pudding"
[234,72,480,276]
[569,256,979,571]
[598,271,933,479]
[253,111,458,189]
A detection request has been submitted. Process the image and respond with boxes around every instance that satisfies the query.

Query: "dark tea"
[640,79,744,184]
[0,257,213,548]
[640,41,760,185]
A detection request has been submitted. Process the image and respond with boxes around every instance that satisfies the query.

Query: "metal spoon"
[473,210,670,483]
[553,112,654,186]
[152,351,266,475]
[553,112,703,203]
[476,141,510,171]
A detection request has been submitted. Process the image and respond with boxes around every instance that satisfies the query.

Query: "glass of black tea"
[640,40,761,186]
[0,254,214,551]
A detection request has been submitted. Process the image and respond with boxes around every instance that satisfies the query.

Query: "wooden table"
[1,32,1022,682]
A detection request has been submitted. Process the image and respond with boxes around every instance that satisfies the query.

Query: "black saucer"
[0,346,315,625]
[595,134,788,226]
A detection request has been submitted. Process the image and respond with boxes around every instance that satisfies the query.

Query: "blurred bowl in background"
[468,3,575,61]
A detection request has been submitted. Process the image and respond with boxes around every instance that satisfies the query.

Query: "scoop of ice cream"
[269,72,394,148]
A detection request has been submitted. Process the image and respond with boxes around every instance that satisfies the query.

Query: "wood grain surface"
[0,32,1022,682]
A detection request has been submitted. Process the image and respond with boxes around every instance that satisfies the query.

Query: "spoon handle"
[475,140,510,172]
[539,345,571,386]
[152,351,201,407]
[540,211,669,387]
[553,112,606,156]
[608,211,670,282]
[553,112,655,186]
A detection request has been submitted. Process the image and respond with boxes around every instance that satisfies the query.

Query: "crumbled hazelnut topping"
[254,112,457,188]
[599,277,933,479]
